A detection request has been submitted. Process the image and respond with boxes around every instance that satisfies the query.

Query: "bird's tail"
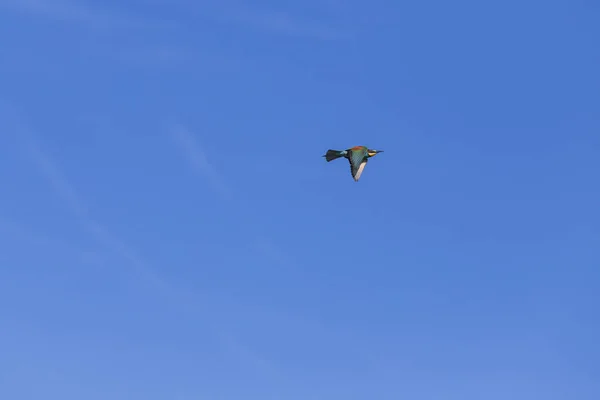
[323,149,345,162]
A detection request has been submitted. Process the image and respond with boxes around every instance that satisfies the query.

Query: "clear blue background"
[1,1,598,399]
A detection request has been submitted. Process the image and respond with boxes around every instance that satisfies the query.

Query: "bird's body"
[323,145,383,181]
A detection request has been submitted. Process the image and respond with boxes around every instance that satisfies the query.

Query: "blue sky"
[0,0,599,399]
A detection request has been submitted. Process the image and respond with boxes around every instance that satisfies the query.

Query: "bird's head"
[367,149,383,157]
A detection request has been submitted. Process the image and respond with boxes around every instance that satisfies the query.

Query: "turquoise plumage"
[323,145,383,181]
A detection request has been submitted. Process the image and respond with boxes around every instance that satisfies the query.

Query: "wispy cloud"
[220,5,346,40]
[2,0,346,43]
[169,124,299,271]
[0,100,188,297]
[144,0,346,40]
[2,103,282,382]
[0,217,102,267]
[0,2,195,78]
[169,124,233,199]
[15,124,174,294]
[0,0,173,30]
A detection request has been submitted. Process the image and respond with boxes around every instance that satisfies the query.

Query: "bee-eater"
[323,146,383,181]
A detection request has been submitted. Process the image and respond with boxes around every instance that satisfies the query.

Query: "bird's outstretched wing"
[348,150,368,181]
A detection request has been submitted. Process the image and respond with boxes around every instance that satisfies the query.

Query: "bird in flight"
[323,145,383,181]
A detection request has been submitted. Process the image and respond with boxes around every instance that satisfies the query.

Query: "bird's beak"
[377,150,384,153]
